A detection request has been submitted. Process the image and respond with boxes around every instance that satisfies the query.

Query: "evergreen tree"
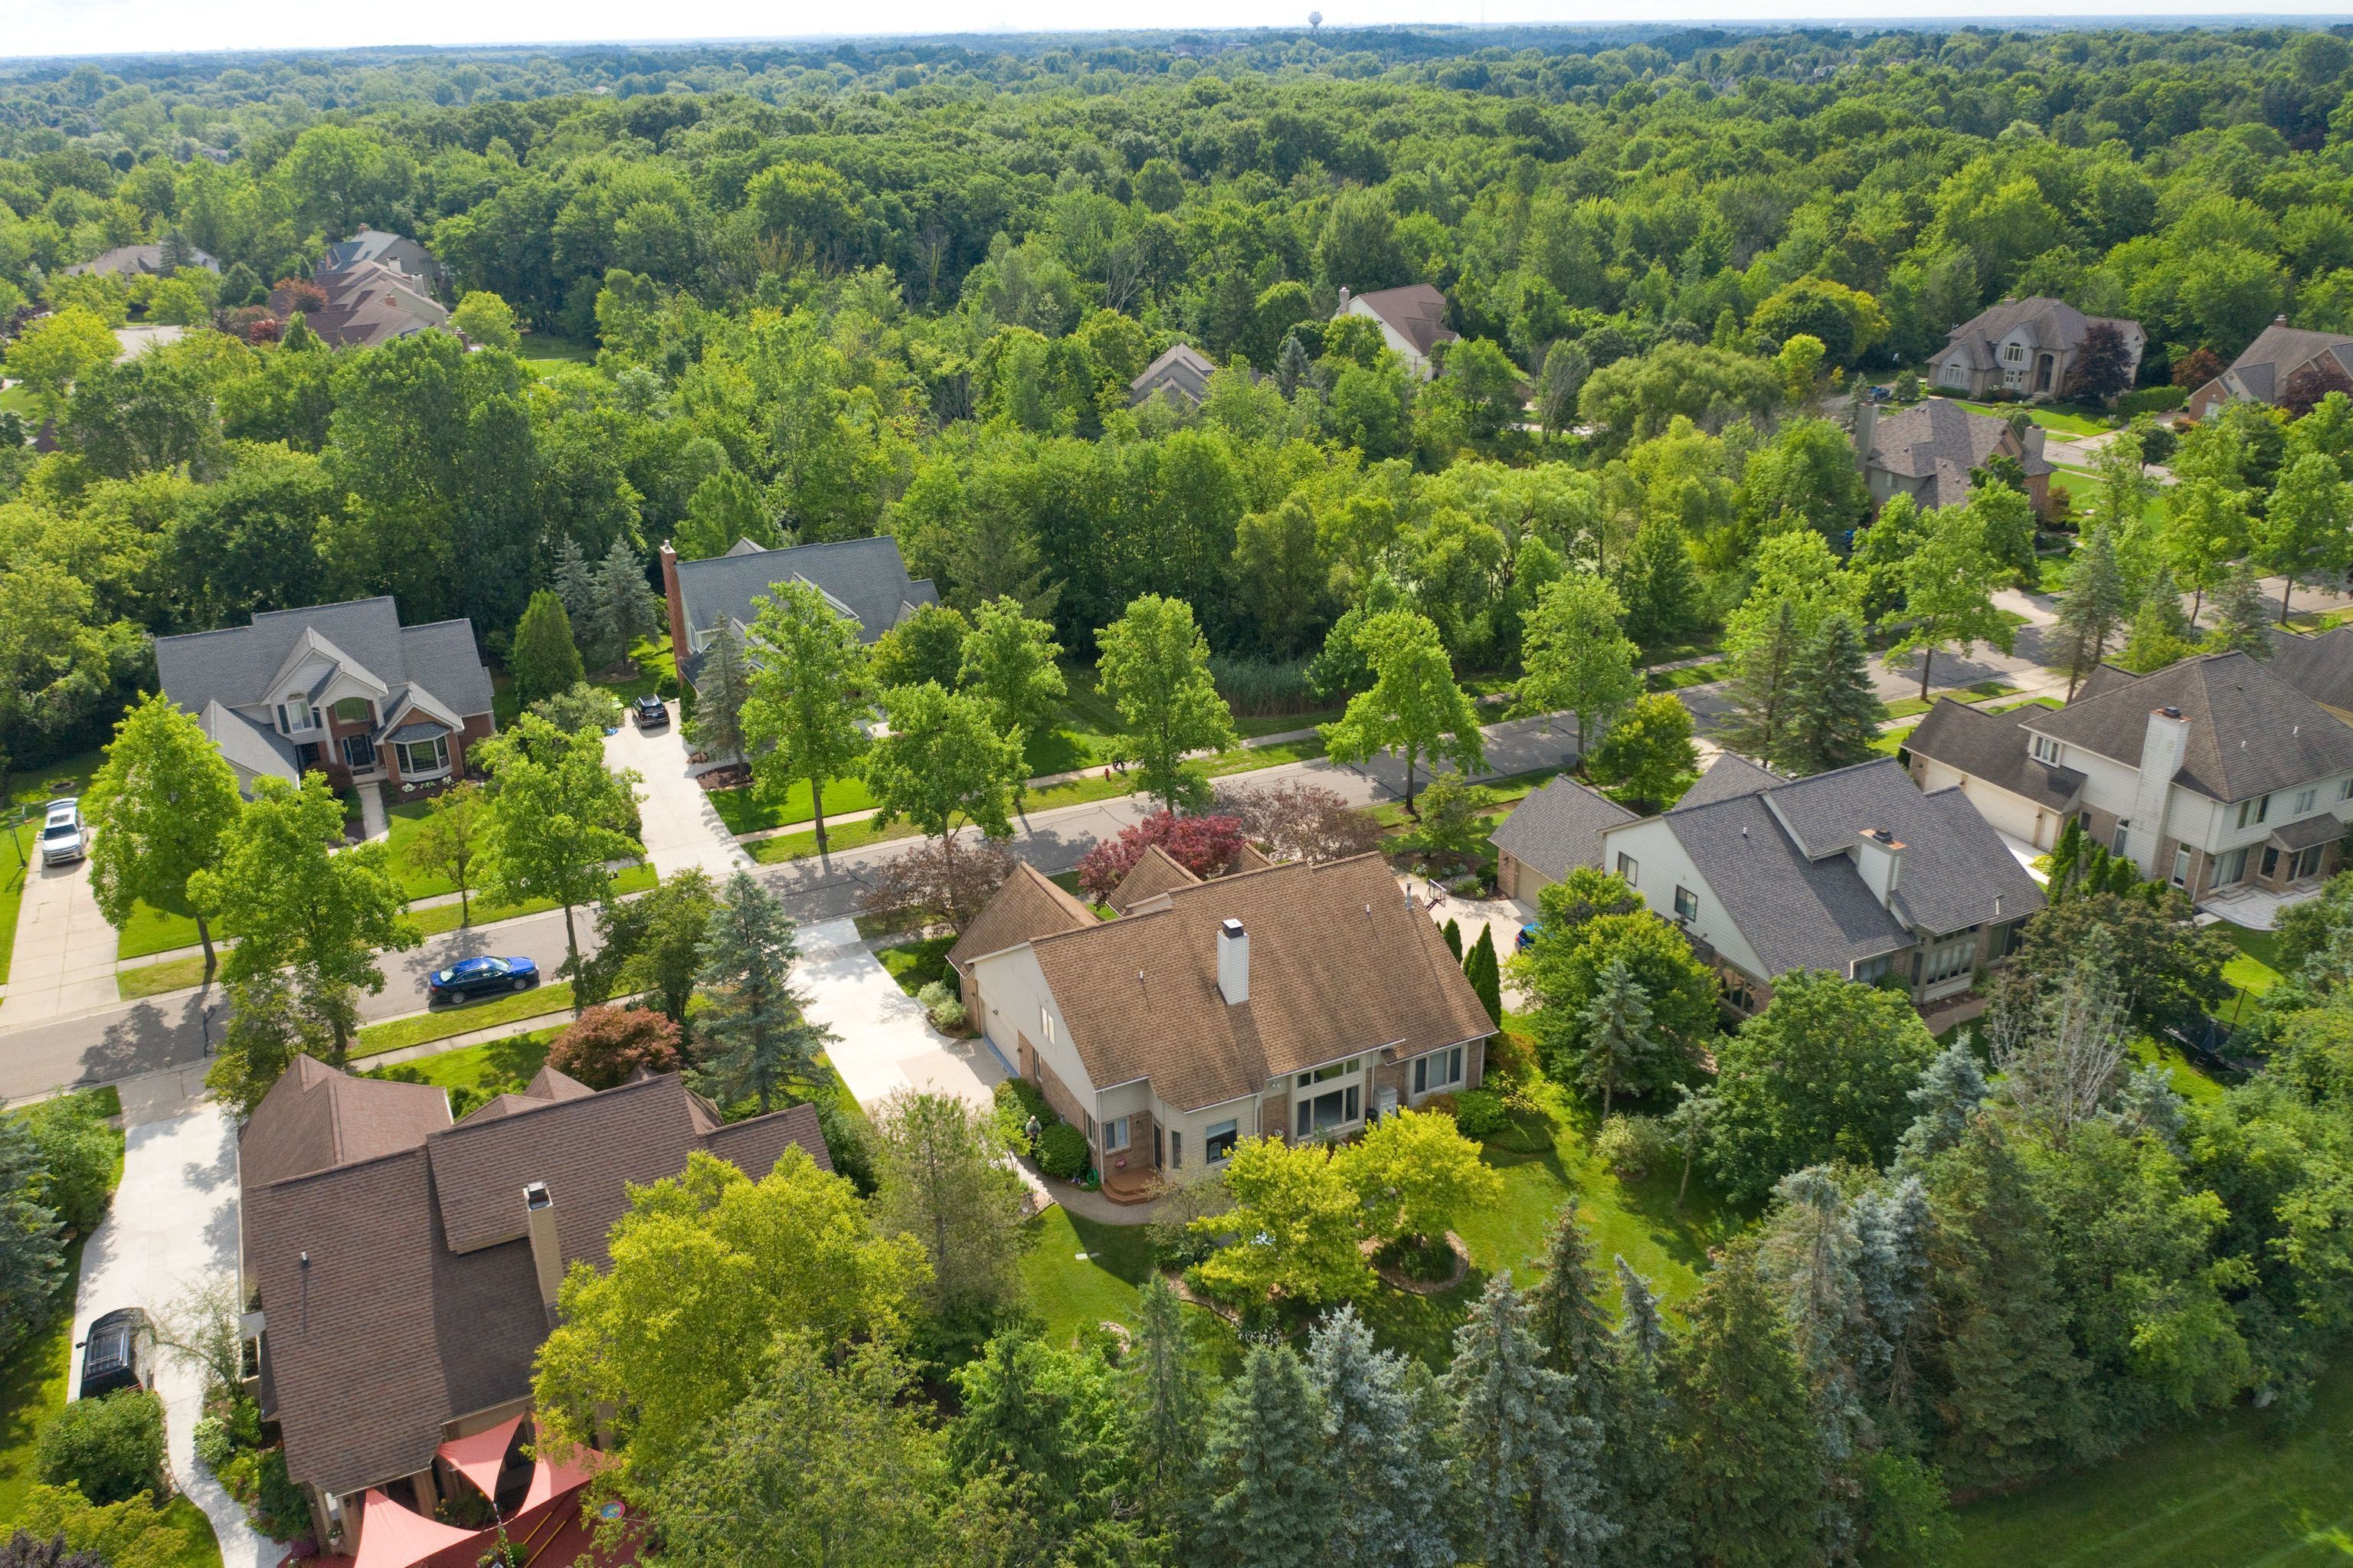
[1276,334,1312,399]
[1893,1040,1989,1170]
[511,589,585,707]
[1756,1169,1871,1561]
[1199,1340,1335,1568]
[1721,595,1805,763]
[1671,1246,1824,1568]
[686,622,752,764]
[1851,1177,1933,1427]
[1527,1206,1615,1416]
[1536,339,1592,436]
[1571,957,1662,1120]
[2050,523,2129,699]
[2204,558,2274,659]
[1464,925,1503,1026]
[0,1118,65,1361]
[1444,1276,1617,1568]
[1128,1275,1203,1540]
[1309,1306,1459,1568]
[2044,817,2086,902]
[1615,517,1703,649]
[552,536,599,646]
[1605,1259,1689,1568]
[1775,615,1885,776]
[1442,917,1464,961]
[594,537,663,668]
[2118,568,2194,673]
[695,869,833,1113]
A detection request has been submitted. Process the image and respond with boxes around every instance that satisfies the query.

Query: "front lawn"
[372,1027,558,1097]
[1870,723,1917,758]
[876,935,956,997]
[0,1236,82,1524]
[1950,1353,2353,1566]
[1937,396,2114,437]
[351,980,574,1059]
[115,902,203,961]
[0,820,34,985]
[709,774,882,836]
[118,954,211,1000]
[1644,660,1729,692]
[405,863,657,940]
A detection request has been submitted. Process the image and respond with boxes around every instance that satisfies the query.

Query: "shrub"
[250,1445,310,1541]
[1038,1121,1089,1180]
[928,997,969,1033]
[1216,779,1385,863]
[546,1004,683,1089]
[17,1097,120,1239]
[1450,1088,1509,1138]
[191,1417,233,1474]
[1595,1113,1674,1180]
[812,1098,878,1198]
[2114,384,2187,418]
[7,1485,193,1568]
[37,1390,165,1505]
[994,1076,1056,1136]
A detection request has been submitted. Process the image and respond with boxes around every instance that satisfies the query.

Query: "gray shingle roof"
[1936,296,2131,369]
[673,536,938,656]
[63,242,219,277]
[1491,776,1636,883]
[1865,398,2051,485]
[157,597,493,738]
[198,701,301,784]
[1662,756,2044,977]
[2222,322,2353,404]
[2019,650,2353,802]
[1130,342,1216,407]
[1347,285,1458,357]
[1905,699,2084,812]
[2267,626,2353,715]
[1671,751,1779,812]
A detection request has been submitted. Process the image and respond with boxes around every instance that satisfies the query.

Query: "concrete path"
[357,781,389,843]
[69,1103,283,1568]
[1,843,121,1028]
[603,702,751,882]
[795,918,1007,1113]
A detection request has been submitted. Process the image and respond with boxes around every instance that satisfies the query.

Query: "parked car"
[427,954,540,1004]
[77,1308,153,1400]
[631,695,669,731]
[39,798,86,866]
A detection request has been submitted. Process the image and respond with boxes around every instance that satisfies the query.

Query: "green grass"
[405,863,657,940]
[117,953,211,1000]
[748,813,925,864]
[1939,396,2114,437]
[2127,1033,2227,1105]
[155,1494,224,1568]
[351,980,574,1059]
[115,901,203,961]
[876,935,957,997]
[0,820,34,987]
[0,382,39,418]
[1985,696,2063,715]
[0,1236,85,1525]
[374,1028,558,1096]
[1645,660,1729,692]
[385,800,456,899]
[1870,724,1919,758]
[2217,922,2286,1000]
[1950,1354,2353,1566]
[709,775,883,836]
[517,336,597,379]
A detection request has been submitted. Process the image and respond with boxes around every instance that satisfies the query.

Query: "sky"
[7,0,2351,61]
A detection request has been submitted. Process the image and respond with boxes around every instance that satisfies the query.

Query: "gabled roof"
[62,242,219,277]
[1652,756,2045,977]
[321,228,441,286]
[1129,342,1216,407]
[307,260,448,349]
[2220,321,2353,404]
[2018,650,2353,801]
[241,1054,453,1189]
[673,537,939,660]
[1346,284,1458,358]
[1936,296,2132,368]
[1490,776,1636,883]
[1671,751,1779,812]
[1026,853,1493,1112]
[198,700,300,784]
[242,1061,829,1501]
[1864,399,2050,486]
[156,597,494,735]
[2267,626,2353,718]
[1108,844,1203,914]
[948,861,1098,970]
[1906,699,2083,812]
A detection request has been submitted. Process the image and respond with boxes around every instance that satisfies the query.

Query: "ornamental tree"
[1190,1136,1372,1308]
[547,1004,684,1089]
[1337,1108,1503,1249]
[84,692,243,975]
[1074,810,1246,901]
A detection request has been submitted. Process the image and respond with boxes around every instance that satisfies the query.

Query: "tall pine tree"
[2204,558,2273,659]
[1198,1340,1335,1568]
[1775,615,1885,777]
[1671,1244,1824,1568]
[694,870,833,1113]
[1128,1274,1202,1547]
[2118,568,2194,673]
[1308,1305,1459,1567]
[2050,522,2128,699]
[686,622,753,764]
[1606,1258,1689,1568]
[1445,1276,1617,1568]
[1721,595,1805,763]
[1572,957,1664,1118]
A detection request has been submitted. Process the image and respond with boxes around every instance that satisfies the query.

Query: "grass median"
[352,980,574,1060]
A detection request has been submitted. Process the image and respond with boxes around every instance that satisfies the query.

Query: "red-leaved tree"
[1217,780,1385,864]
[547,1003,684,1089]
[1075,810,1246,901]
[2171,346,2225,391]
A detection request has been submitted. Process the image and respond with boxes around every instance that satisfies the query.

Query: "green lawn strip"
[709,774,882,836]
[0,1236,86,1524]
[517,336,597,378]
[405,863,657,940]
[0,382,39,417]
[1941,397,2113,437]
[351,980,574,1060]
[119,954,211,1000]
[876,935,956,997]
[1985,696,2063,715]
[375,1028,560,1096]
[2126,1034,2227,1105]
[1645,660,1729,692]
[1949,1353,2353,1567]
[748,814,925,865]
[587,633,675,705]
[2216,923,2284,999]
[1870,724,1918,758]
[0,820,34,987]
[1232,708,1340,740]
[115,901,204,961]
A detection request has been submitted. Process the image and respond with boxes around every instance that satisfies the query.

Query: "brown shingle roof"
[1029,853,1492,1112]
[1350,284,1458,357]
[240,1055,452,1188]
[947,860,1096,970]
[1108,844,1203,914]
[241,1063,829,1501]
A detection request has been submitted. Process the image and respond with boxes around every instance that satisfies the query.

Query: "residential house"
[2184,316,2353,419]
[62,241,218,278]
[1594,755,2046,1016]
[238,1055,828,1551]
[1925,296,2145,401]
[657,535,939,690]
[320,227,447,292]
[154,596,496,798]
[948,853,1494,1200]
[1491,775,1638,902]
[1128,342,1217,408]
[1853,396,2053,512]
[1334,284,1458,380]
[2267,625,2353,722]
[1906,649,2353,899]
[299,260,450,349]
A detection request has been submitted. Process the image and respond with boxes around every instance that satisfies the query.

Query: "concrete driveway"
[794,918,1006,1112]
[69,1103,282,1567]
[603,702,750,883]
[2,843,122,1027]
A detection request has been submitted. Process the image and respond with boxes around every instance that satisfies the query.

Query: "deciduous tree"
[1516,574,1641,760]
[1097,594,1238,812]
[871,1088,1029,1320]
[741,580,871,856]
[84,694,242,975]
[399,781,486,924]
[474,712,643,996]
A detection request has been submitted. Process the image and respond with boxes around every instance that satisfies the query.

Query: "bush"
[17,1098,121,1239]
[1595,1113,1674,1180]
[1037,1121,1089,1180]
[915,980,969,1033]
[2114,384,2187,418]
[812,1098,878,1197]
[546,1004,682,1089]
[994,1076,1055,1137]
[1208,654,1317,716]
[1450,1088,1509,1138]
[250,1446,310,1541]
[191,1417,233,1474]
[38,1390,165,1505]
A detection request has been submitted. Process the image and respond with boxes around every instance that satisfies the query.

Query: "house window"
[2294,788,2318,816]
[293,741,322,774]
[1921,933,1978,987]
[277,696,315,734]
[1101,1116,1130,1154]
[2171,844,2192,889]
[1673,885,1699,921]
[2216,846,2250,887]
[2238,796,2271,829]
[2001,342,2026,365]
[1169,1131,1183,1169]
[2294,845,2327,881]
[1854,953,1893,983]
[2112,818,2130,857]
[2031,735,2063,764]
[1204,1120,1239,1164]
[1412,1046,1464,1096]
[1615,853,1638,888]
[1295,1083,1361,1138]
[2339,778,2353,802]
[1042,1010,1055,1046]
[341,735,376,771]
[394,736,450,776]
[1294,1059,1356,1088]
[331,697,372,725]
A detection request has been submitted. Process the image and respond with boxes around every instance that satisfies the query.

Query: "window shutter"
[277,704,289,735]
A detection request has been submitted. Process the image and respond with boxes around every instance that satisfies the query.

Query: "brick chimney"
[657,542,689,687]
[524,1182,562,1327]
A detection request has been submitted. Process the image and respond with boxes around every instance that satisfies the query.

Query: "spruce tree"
[510,590,585,707]
[1528,1206,1614,1391]
[1775,615,1885,777]
[1893,1041,1989,1170]
[1308,1306,1458,1567]
[1464,925,1503,1027]
[2118,568,2194,673]
[553,535,600,646]
[1198,1340,1335,1568]
[594,537,663,669]
[2044,816,2086,902]
[694,870,833,1113]
[1443,917,1464,960]
[1572,957,1661,1120]
[1129,1275,1203,1540]
[1605,1259,1688,1568]
[2050,522,2128,699]
[2204,558,2273,660]
[687,622,753,764]
[0,1119,65,1360]
[1444,1276,1617,1568]
[1721,595,1805,763]
[1276,335,1312,399]
[1850,1176,1933,1427]
[1671,1246,1823,1568]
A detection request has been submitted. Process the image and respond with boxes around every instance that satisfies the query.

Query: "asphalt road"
[0,709,1594,1104]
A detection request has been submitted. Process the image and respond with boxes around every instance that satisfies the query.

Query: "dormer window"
[2031,735,2062,765]
[277,696,314,734]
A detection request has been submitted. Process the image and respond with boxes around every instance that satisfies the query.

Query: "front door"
[2261,846,2281,882]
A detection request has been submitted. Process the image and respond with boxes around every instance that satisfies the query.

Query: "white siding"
[1595,818,1772,980]
[1916,758,2057,848]
[967,946,1097,1103]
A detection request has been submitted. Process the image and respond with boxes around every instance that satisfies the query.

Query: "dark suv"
[631,695,669,731]
[78,1308,153,1400]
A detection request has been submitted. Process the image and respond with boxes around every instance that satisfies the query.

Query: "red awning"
[437,1414,524,1501]
[520,1443,607,1514]
[349,1488,480,1568]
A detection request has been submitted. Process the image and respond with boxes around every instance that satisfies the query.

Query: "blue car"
[428,954,540,1005]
